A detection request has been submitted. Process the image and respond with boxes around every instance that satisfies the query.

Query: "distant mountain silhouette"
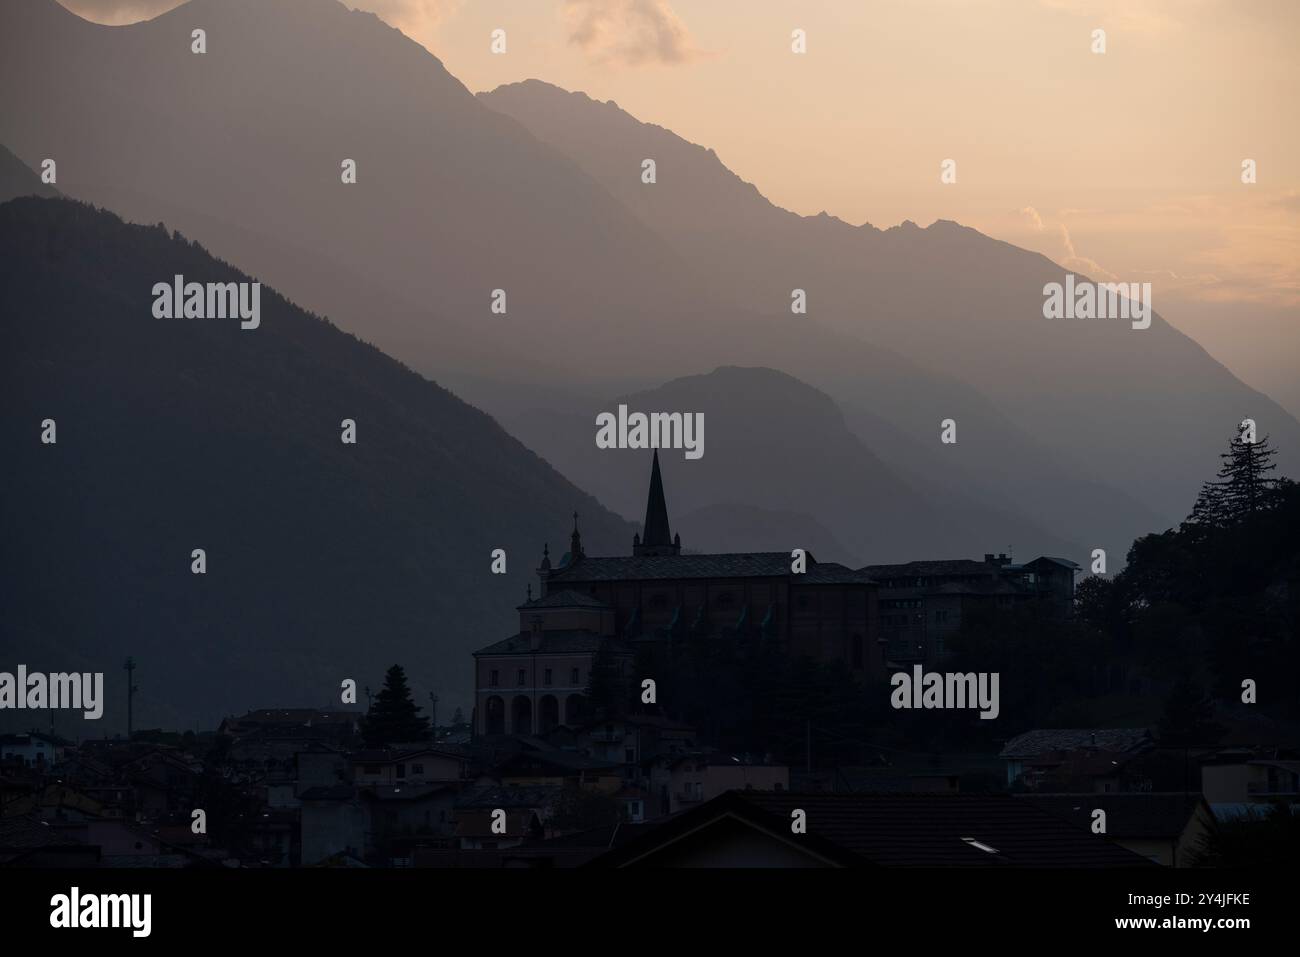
[503,366,1083,565]
[0,0,1167,559]
[480,79,1300,526]
[0,197,636,731]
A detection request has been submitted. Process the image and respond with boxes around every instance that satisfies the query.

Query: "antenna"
[123,657,138,739]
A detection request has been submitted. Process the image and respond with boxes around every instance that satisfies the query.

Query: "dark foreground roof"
[588,791,1158,868]
[1018,793,1213,840]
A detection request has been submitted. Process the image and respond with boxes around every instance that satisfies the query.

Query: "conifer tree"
[1188,431,1281,527]
[361,664,430,746]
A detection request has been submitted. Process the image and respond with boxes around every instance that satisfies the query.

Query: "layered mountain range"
[1,0,1294,725]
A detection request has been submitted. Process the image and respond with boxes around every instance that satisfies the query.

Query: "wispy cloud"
[563,0,702,66]
[1019,206,1044,231]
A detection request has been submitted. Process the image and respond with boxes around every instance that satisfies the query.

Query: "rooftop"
[591,791,1157,868]
[1018,793,1211,839]
[999,729,1155,760]
[518,589,610,610]
[547,552,871,583]
[474,630,631,657]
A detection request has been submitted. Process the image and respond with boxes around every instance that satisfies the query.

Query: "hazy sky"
[59,0,1300,410]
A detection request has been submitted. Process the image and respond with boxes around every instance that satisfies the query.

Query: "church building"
[472,451,879,737]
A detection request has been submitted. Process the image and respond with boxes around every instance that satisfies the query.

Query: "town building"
[863,554,1080,666]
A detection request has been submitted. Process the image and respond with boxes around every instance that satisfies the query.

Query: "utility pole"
[123,657,138,740]
[428,693,438,733]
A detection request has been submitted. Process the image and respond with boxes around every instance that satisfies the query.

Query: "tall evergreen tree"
[1188,430,1281,527]
[361,664,430,746]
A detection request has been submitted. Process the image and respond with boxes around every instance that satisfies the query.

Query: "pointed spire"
[642,450,671,546]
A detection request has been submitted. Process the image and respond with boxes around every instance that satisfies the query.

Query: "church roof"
[518,590,609,610]
[546,553,872,584]
[473,630,631,657]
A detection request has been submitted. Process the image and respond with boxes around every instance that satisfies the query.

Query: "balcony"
[677,790,704,805]
[589,730,622,743]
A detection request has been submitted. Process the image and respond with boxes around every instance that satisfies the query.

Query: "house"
[0,732,64,768]
[652,752,789,816]
[999,728,1155,788]
[299,784,368,866]
[361,783,461,864]
[349,747,466,787]
[494,749,623,792]
[589,791,1159,868]
[576,715,698,780]
[452,785,561,850]
[1018,793,1217,866]
[1201,750,1300,818]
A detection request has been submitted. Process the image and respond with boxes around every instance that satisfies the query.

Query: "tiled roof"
[456,784,563,809]
[590,792,1157,868]
[360,783,457,802]
[547,552,872,584]
[473,630,631,656]
[861,559,997,579]
[549,553,786,582]
[298,785,355,802]
[999,729,1154,760]
[498,749,621,772]
[454,809,540,838]
[668,751,783,770]
[349,746,464,764]
[225,709,361,726]
[1018,793,1210,839]
[519,590,610,610]
[0,815,85,850]
[802,563,875,584]
[1025,556,1082,569]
